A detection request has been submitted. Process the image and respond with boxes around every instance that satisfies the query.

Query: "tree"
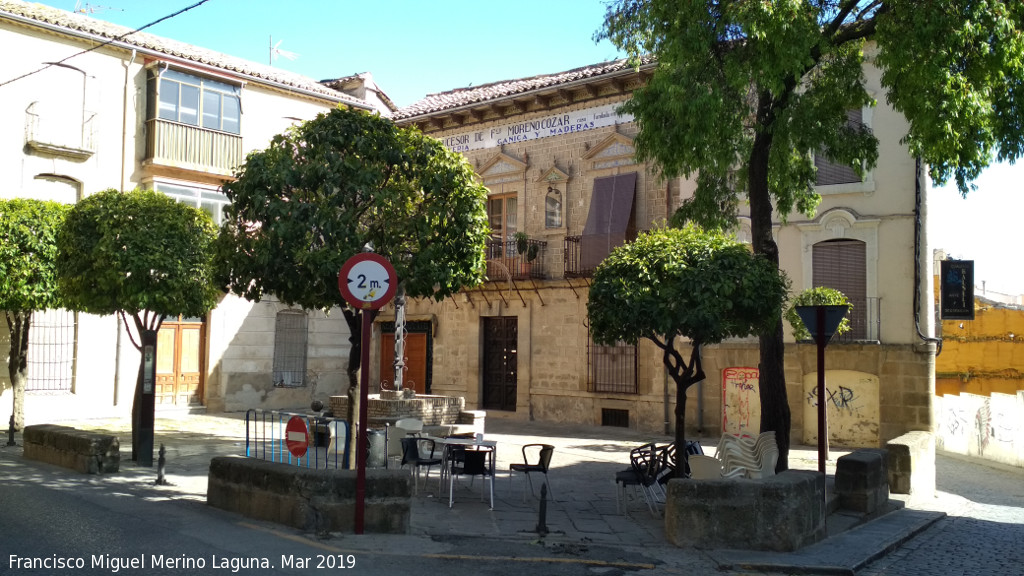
[57,188,220,460]
[0,199,71,430]
[216,106,489,454]
[600,0,1024,470]
[588,226,788,477]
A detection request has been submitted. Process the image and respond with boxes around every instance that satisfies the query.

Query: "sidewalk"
[6,412,952,574]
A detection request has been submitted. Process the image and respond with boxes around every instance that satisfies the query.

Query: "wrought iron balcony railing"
[485,238,547,281]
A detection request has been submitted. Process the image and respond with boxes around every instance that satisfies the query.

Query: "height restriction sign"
[338,252,397,310]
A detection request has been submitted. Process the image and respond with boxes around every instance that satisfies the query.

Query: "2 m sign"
[338,253,397,310]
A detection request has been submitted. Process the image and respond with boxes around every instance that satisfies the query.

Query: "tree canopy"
[588,226,788,470]
[216,106,490,312]
[1,198,71,429]
[599,0,1024,470]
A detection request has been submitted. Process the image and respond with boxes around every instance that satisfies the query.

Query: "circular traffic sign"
[285,416,309,458]
[338,253,397,310]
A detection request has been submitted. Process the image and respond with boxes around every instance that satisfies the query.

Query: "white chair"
[687,454,725,479]
[384,424,408,469]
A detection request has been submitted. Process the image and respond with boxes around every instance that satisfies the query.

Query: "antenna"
[74,2,124,14]
[269,35,299,65]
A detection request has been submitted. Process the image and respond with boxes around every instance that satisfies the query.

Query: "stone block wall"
[207,456,410,534]
[23,424,120,474]
[664,470,826,552]
[886,431,936,499]
[835,449,890,514]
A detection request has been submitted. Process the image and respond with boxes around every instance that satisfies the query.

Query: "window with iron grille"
[588,336,638,394]
[273,310,308,387]
[26,309,77,393]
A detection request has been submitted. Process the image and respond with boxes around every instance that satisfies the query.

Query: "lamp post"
[795,304,849,475]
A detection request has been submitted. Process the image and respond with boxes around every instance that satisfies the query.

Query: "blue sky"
[35,0,1024,294]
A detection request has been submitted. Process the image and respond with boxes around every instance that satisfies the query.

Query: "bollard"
[155,444,170,485]
[6,415,16,446]
[535,483,549,535]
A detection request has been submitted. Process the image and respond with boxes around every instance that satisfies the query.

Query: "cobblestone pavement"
[858,453,1024,576]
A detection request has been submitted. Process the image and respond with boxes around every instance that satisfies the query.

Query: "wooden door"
[380,332,427,394]
[155,316,205,406]
[482,317,517,411]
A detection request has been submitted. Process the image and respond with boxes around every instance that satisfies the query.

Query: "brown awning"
[580,172,637,272]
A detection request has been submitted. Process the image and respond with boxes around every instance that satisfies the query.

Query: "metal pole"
[354,309,371,535]
[816,307,827,475]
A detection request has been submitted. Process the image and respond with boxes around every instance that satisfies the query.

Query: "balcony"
[145,118,242,176]
[24,102,95,160]
[485,238,547,281]
[832,297,881,343]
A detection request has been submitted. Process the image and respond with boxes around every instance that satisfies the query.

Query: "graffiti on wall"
[722,367,761,437]
[802,370,879,448]
[938,392,1023,467]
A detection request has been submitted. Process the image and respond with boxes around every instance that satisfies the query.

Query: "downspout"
[913,158,943,354]
[114,48,137,406]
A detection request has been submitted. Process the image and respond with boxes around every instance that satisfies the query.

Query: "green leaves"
[784,286,853,341]
[217,106,489,312]
[587,226,789,347]
[0,198,71,314]
[56,189,220,318]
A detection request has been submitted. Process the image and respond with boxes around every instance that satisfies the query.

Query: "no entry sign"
[285,416,309,458]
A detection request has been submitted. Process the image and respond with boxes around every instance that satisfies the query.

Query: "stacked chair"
[715,431,779,479]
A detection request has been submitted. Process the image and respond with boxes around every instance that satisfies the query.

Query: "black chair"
[400,437,441,494]
[509,443,555,502]
[448,446,494,509]
[615,443,661,515]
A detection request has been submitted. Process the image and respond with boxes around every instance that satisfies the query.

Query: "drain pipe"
[114,49,137,406]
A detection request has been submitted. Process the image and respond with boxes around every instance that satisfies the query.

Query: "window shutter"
[815,109,864,186]
[812,239,867,340]
[580,172,637,272]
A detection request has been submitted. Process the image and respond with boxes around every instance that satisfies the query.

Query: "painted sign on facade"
[938,391,1023,467]
[439,103,633,152]
[802,370,879,447]
[722,367,761,438]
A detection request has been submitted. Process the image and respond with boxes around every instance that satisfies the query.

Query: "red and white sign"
[285,416,309,458]
[338,252,398,310]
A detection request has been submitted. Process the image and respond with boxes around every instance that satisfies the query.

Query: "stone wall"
[329,394,465,426]
[207,456,409,534]
[23,424,120,474]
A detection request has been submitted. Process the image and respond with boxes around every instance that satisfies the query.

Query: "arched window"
[545,186,562,228]
[31,174,81,204]
[273,309,308,387]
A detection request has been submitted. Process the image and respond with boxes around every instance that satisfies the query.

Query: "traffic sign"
[285,416,309,458]
[338,253,398,310]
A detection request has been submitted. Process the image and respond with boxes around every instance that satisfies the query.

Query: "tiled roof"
[0,0,367,107]
[393,56,654,121]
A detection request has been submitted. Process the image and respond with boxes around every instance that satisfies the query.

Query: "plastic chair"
[509,444,554,502]
[400,437,441,494]
[687,454,725,479]
[448,446,494,509]
[384,424,408,469]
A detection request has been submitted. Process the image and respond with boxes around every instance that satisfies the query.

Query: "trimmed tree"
[0,199,72,430]
[57,188,220,460]
[600,0,1024,470]
[216,106,489,456]
[587,226,788,477]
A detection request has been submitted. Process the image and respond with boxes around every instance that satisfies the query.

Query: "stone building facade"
[389,55,939,448]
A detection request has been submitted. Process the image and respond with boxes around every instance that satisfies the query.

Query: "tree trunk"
[673,377,689,479]
[343,308,363,469]
[748,118,791,472]
[5,312,30,430]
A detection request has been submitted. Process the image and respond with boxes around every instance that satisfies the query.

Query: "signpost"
[338,252,397,535]
[285,416,309,459]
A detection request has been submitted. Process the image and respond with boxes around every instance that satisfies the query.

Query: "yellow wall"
[936,298,1024,397]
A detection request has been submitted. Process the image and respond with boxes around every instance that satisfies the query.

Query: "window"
[153,181,230,224]
[272,310,308,387]
[29,174,81,204]
[152,68,241,134]
[579,172,637,272]
[588,335,637,394]
[487,193,518,258]
[545,186,562,228]
[813,239,868,340]
[26,309,76,392]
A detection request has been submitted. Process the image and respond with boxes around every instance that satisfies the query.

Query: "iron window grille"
[26,309,77,393]
[272,309,308,387]
[588,336,638,394]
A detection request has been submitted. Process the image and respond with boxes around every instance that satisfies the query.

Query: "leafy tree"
[216,106,489,454]
[588,226,788,477]
[600,0,1024,470]
[57,188,220,460]
[0,199,71,430]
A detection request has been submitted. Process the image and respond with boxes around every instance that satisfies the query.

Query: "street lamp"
[795,304,849,475]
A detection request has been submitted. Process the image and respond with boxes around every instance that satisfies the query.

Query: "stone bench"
[835,449,889,514]
[886,431,935,501]
[665,470,825,552]
[23,424,120,474]
[207,457,410,534]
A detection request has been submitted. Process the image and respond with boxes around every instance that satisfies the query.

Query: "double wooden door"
[155,316,204,406]
[380,332,427,395]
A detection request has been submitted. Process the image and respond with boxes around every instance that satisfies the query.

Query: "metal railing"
[485,238,547,280]
[244,409,351,469]
[833,297,881,343]
[145,118,242,176]
[25,102,96,157]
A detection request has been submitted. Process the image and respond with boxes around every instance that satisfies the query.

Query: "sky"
[33,0,1024,295]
